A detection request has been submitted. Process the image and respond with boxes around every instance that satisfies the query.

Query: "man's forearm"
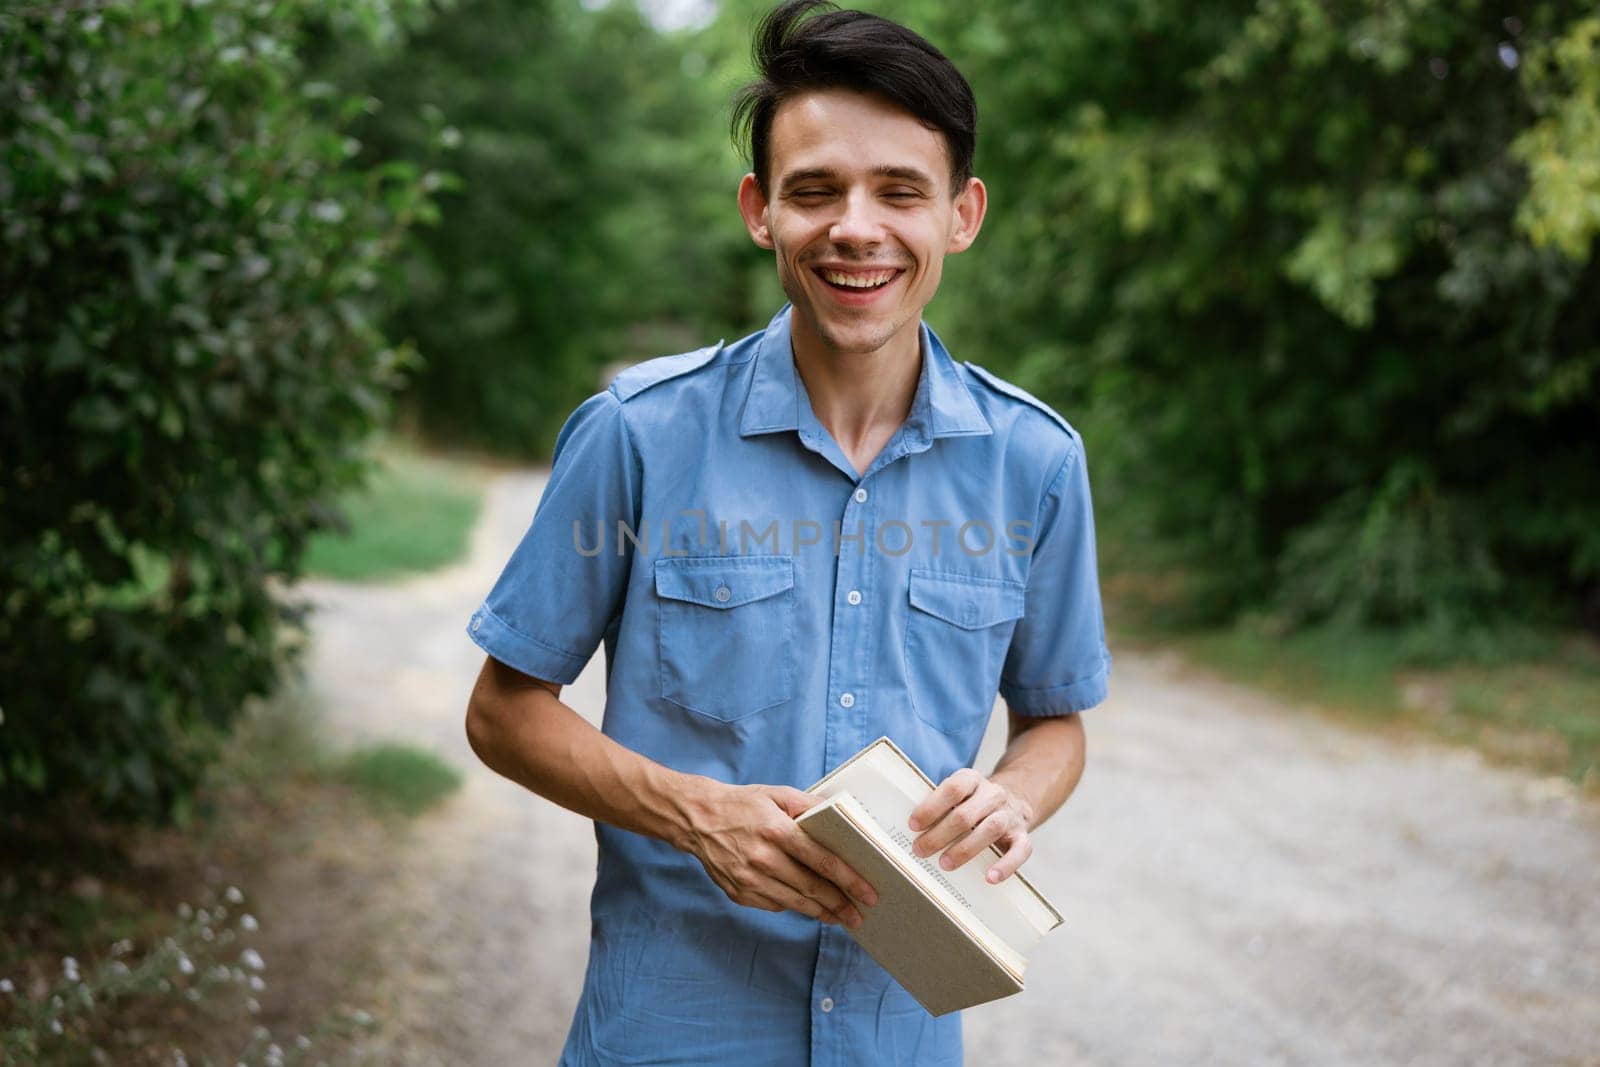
[988,712,1086,830]
[465,657,877,925]
[465,659,709,851]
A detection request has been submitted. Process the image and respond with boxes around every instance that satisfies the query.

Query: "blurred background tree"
[314,0,756,455]
[4,0,1597,821]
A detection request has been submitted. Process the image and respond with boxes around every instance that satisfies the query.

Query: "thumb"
[769,785,823,819]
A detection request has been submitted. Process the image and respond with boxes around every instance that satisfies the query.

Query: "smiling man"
[462,2,1112,1064]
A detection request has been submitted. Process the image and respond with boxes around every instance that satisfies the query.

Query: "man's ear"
[738,173,775,250]
[946,176,988,255]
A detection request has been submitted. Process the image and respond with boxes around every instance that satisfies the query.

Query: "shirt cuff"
[1000,652,1112,716]
[466,603,591,685]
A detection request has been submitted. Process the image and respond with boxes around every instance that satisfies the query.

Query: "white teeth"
[821,269,897,289]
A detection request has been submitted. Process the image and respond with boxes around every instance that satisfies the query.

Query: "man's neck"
[789,321,923,476]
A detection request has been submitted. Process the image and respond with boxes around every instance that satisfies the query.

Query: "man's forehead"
[767,89,952,184]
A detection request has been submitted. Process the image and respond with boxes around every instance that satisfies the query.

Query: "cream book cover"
[795,736,1064,1017]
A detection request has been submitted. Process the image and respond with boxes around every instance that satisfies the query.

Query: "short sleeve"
[466,388,639,684]
[998,436,1113,715]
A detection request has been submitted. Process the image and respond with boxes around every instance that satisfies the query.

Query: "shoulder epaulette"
[610,340,726,402]
[962,361,1074,436]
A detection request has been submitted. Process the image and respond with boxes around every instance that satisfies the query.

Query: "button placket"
[826,481,875,765]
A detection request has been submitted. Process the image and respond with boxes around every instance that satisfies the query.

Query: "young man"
[463,2,1111,1063]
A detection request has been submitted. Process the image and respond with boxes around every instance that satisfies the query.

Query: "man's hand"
[679,782,879,927]
[907,768,1036,885]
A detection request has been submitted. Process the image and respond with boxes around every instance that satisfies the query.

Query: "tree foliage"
[0,0,444,820]
[319,0,757,455]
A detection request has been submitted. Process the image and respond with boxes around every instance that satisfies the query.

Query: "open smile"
[812,265,906,304]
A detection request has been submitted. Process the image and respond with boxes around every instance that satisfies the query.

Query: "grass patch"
[303,443,486,582]
[335,744,462,817]
[1103,555,1600,793]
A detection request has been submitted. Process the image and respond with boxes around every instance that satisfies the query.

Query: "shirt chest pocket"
[904,569,1027,740]
[655,555,797,722]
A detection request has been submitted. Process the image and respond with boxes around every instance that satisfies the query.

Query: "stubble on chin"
[791,298,906,358]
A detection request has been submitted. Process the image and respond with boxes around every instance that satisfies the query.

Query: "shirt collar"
[737,304,992,442]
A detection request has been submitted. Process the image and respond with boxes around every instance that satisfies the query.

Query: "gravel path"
[301,468,1600,1066]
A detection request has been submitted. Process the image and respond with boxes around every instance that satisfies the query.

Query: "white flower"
[0,978,14,994]
[240,914,259,932]
[177,955,195,976]
[240,948,265,972]
[225,886,244,904]
[177,904,193,920]
[196,909,210,926]
[200,927,215,942]
[249,976,265,992]
[110,939,133,956]
[184,988,200,1002]
[246,997,261,1014]
[50,1019,64,1035]
[350,1008,373,1026]
[295,1035,311,1050]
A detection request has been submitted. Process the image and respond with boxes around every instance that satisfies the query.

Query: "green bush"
[0,0,446,822]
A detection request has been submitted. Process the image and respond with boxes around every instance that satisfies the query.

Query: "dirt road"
[302,469,1600,1066]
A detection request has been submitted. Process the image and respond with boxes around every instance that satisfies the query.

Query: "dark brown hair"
[731,1,978,195]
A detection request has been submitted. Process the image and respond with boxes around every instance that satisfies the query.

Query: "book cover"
[795,737,1064,1016]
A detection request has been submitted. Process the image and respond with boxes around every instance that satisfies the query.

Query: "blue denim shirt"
[468,305,1111,1066]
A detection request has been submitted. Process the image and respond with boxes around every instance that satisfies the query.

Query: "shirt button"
[846,590,862,605]
[714,585,731,602]
[839,692,854,708]
[820,997,834,1013]
[853,487,868,503]
[471,616,482,632]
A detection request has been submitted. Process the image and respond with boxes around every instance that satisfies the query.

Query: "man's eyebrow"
[777,168,840,192]
[871,165,936,186]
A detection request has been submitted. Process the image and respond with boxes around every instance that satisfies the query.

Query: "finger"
[940,808,1019,871]
[908,768,981,833]
[765,850,865,927]
[755,866,854,926]
[784,829,879,906]
[913,784,1005,860]
[770,786,825,819]
[739,882,826,921]
[983,831,1034,884]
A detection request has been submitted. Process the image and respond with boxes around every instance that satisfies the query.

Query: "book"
[794,736,1064,1017]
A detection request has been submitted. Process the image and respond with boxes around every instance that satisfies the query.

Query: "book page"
[810,744,1050,959]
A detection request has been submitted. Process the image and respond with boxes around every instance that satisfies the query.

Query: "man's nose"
[828,190,885,247]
